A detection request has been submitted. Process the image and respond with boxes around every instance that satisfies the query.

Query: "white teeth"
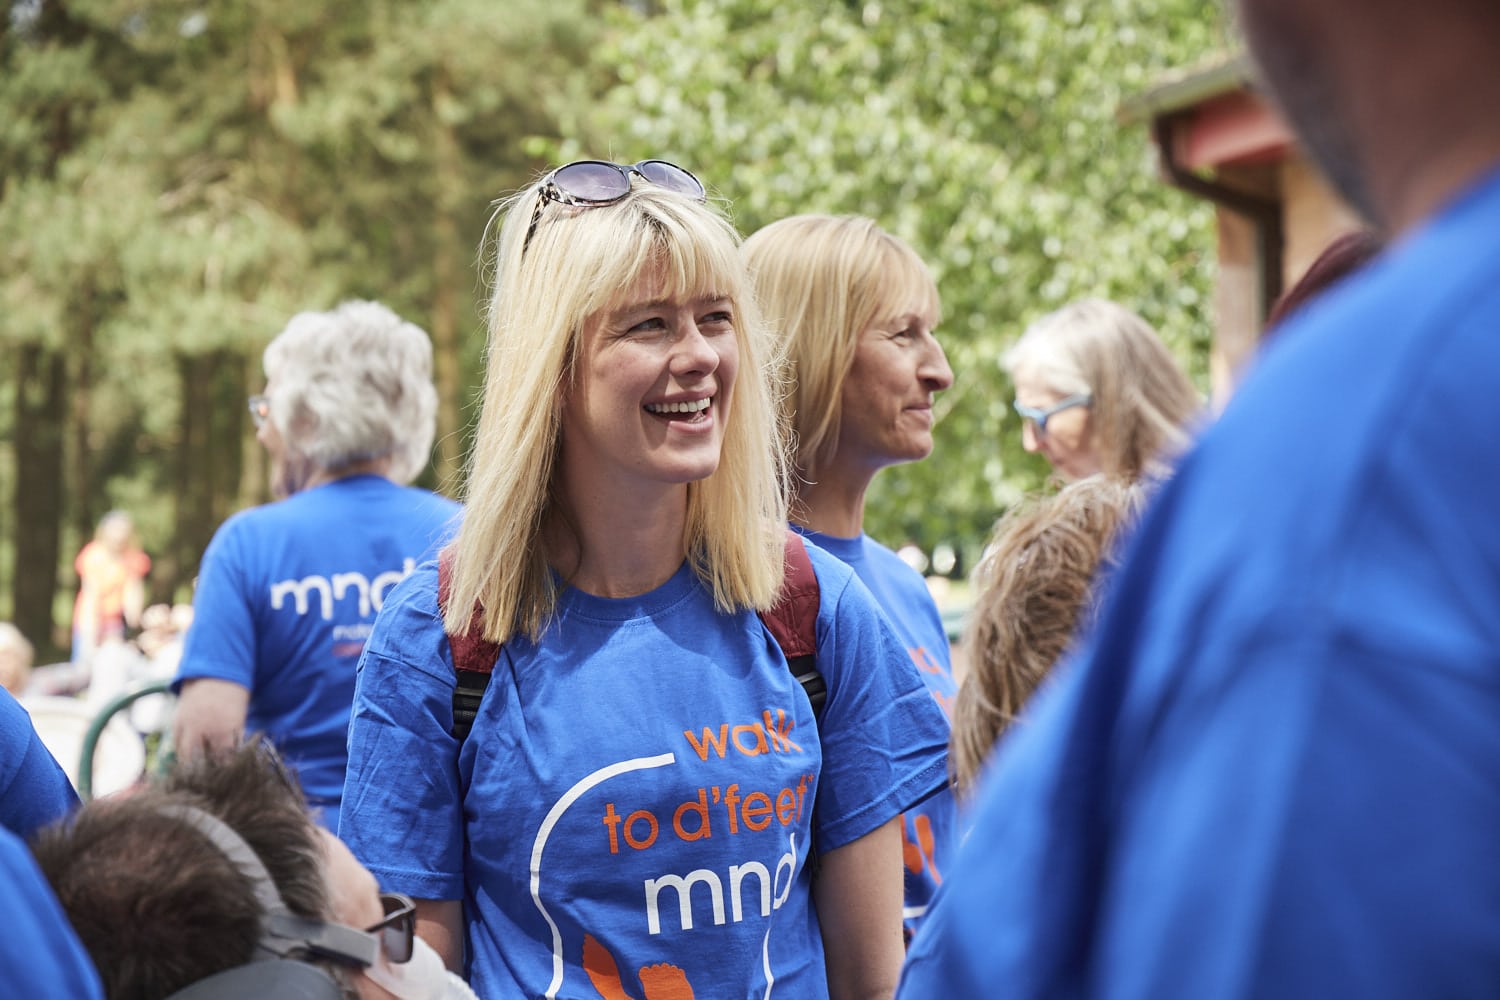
[646,398,711,415]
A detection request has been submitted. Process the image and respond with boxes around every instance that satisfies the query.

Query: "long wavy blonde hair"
[951,475,1149,798]
[445,174,790,644]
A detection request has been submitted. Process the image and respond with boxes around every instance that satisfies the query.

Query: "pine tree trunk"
[12,344,68,659]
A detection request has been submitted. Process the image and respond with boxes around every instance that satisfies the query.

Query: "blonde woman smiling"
[340,161,949,999]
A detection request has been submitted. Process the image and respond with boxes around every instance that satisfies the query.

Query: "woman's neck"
[302,457,394,492]
[793,461,873,539]
[547,484,690,598]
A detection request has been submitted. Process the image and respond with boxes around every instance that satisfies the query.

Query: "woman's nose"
[920,339,954,391]
[1021,421,1041,453]
[671,320,720,376]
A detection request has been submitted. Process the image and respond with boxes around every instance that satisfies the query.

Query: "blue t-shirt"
[0,824,104,998]
[793,527,956,940]
[898,167,1500,998]
[0,689,79,840]
[176,475,459,829]
[342,545,949,998]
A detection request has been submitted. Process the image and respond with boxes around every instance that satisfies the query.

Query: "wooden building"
[1123,55,1365,405]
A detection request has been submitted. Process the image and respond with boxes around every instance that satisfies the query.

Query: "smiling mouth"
[645,397,712,419]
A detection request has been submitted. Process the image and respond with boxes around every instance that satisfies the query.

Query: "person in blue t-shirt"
[0,687,79,839]
[340,161,949,999]
[744,213,958,942]
[173,301,460,831]
[0,824,103,998]
[898,0,1500,997]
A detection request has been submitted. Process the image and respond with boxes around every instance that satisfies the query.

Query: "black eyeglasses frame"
[364,892,417,965]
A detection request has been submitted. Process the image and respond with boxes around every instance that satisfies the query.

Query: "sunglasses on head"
[365,892,416,965]
[521,159,705,257]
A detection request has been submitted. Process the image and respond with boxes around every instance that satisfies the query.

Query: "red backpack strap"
[437,549,501,740]
[759,531,825,715]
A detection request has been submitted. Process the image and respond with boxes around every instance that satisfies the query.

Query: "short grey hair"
[262,301,438,485]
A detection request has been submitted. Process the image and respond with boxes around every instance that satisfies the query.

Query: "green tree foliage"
[569,0,1231,567]
[0,0,1227,650]
[0,0,593,651]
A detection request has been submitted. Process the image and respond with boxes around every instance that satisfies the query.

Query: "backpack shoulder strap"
[437,551,500,742]
[758,531,826,716]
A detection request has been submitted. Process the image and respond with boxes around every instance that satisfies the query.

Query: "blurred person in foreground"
[0,823,102,998]
[173,301,460,831]
[340,161,948,998]
[1005,298,1200,483]
[32,739,476,1000]
[744,213,958,942]
[0,683,80,839]
[898,0,1500,995]
[949,476,1146,802]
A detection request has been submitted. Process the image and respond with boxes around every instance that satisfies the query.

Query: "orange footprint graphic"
[900,813,942,883]
[583,933,696,1000]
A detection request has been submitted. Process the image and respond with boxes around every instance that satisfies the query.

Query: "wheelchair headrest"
[163,958,345,999]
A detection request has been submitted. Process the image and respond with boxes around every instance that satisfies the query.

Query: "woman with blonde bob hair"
[1006,298,1200,482]
[951,475,1148,799]
[341,162,949,1000]
[744,213,957,943]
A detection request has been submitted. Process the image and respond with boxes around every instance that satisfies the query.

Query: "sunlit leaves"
[574,0,1230,562]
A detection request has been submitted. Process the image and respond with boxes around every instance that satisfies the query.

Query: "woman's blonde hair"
[446,173,790,643]
[1004,299,1200,480]
[951,475,1149,798]
[743,214,940,482]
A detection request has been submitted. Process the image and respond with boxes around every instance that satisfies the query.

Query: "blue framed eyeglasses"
[1013,393,1092,436]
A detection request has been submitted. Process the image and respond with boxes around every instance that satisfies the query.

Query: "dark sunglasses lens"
[372,895,415,964]
[636,160,705,199]
[552,161,631,203]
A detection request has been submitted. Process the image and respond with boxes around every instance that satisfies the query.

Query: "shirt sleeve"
[339,564,467,901]
[0,692,80,840]
[174,519,257,690]
[806,547,951,852]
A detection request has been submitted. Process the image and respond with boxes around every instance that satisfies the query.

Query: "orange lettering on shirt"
[683,725,730,760]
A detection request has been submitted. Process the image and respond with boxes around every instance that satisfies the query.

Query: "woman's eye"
[628,317,667,334]
[701,310,734,327]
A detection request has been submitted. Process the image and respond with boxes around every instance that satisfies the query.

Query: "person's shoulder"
[196,501,292,560]
[0,688,36,756]
[800,537,858,594]
[366,559,445,650]
[400,485,462,517]
[75,541,108,571]
[859,537,935,593]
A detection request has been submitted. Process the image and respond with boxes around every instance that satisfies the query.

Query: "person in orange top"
[71,510,150,665]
